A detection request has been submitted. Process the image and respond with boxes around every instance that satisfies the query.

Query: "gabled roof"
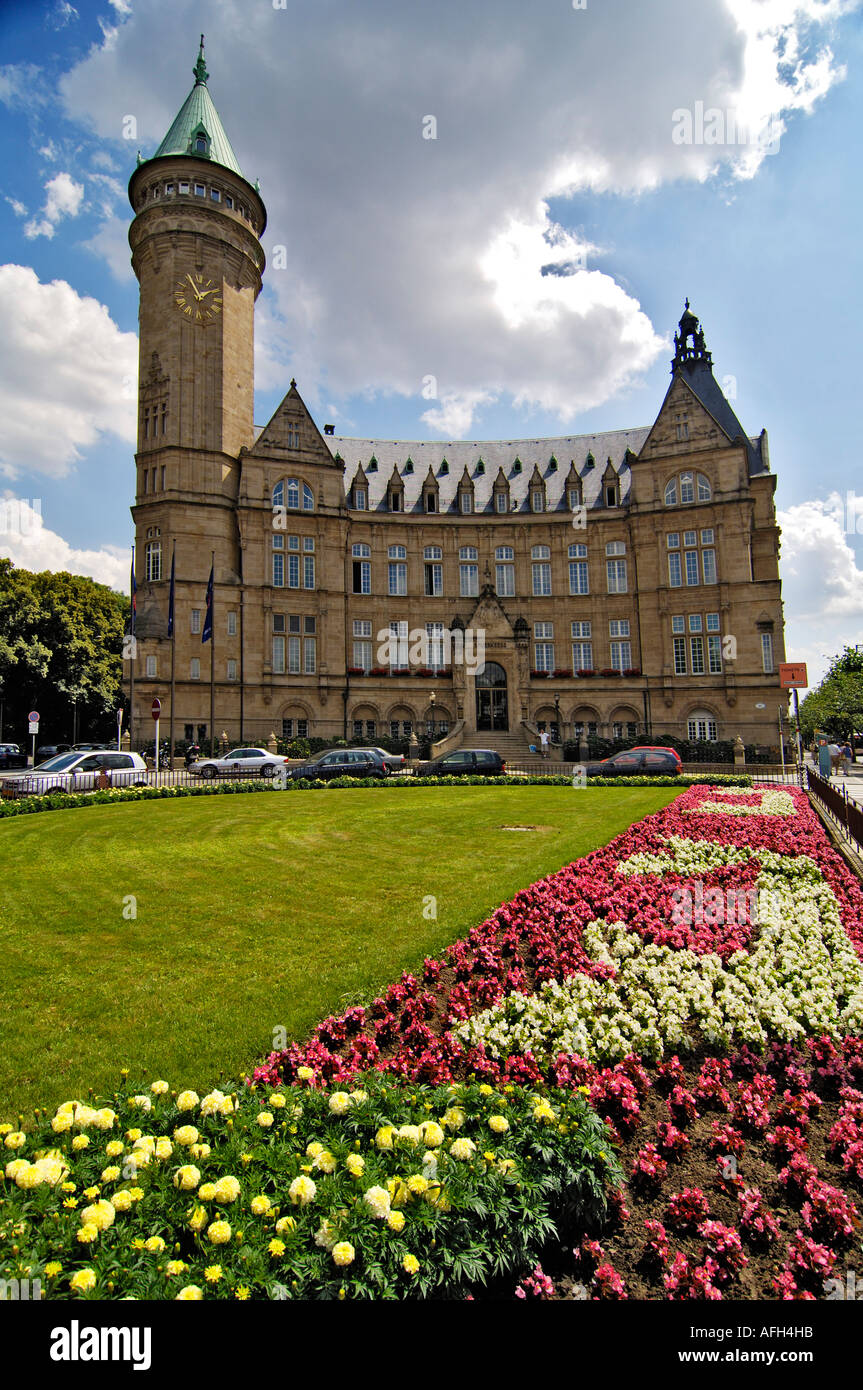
[676,358,765,474]
[151,38,244,178]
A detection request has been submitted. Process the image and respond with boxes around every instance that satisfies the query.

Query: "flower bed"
[0,1075,619,1301]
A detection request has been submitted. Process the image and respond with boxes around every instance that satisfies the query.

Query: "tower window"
[194,183,206,197]
[225,195,233,209]
[210,188,221,202]
[178,181,189,195]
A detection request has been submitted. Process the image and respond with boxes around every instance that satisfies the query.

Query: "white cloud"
[48,2,79,29]
[24,171,85,240]
[0,497,126,589]
[777,494,863,686]
[0,63,48,111]
[6,198,27,217]
[57,0,859,431]
[0,264,137,480]
[82,214,133,280]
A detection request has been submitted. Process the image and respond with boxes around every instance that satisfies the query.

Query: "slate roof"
[323,429,650,514]
[676,358,767,475]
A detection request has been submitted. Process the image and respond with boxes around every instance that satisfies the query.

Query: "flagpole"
[129,543,136,753]
[209,549,215,757]
[169,541,176,774]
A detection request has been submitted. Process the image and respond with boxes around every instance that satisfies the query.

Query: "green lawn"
[0,785,679,1118]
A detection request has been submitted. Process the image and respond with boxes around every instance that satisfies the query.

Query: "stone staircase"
[458,728,556,771]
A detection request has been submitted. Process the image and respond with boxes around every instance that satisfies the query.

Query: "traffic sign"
[779,663,808,689]
[28,721,38,735]
[28,710,39,723]
[151,698,162,721]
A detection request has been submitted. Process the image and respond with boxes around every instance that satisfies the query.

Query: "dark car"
[586,747,681,777]
[366,746,406,773]
[0,743,28,770]
[286,748,390,781]
[423,749,507,777]
[36,743,73,761]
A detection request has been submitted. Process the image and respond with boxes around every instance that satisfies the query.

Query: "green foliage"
[0,1073,621,1300]
[0,558,127,744]
[798,646,863,741]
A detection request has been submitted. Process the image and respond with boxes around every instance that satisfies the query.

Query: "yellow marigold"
[296,1066,314,1081]
[402,1253,420,1276]
[76,1223,99,1245]
[93,1109,116,1131]
[174,1125,199,1147]
[375,1126,394,1150]
[145,1237,166,1254]
[442,1108,465,1131]
[235,1286,250,1300]
[61,1181,76,1193]
[497,1158,516,1175]
[350,1089,368,1103]
[218,1097,236,1118]
[478,1084,494,1096]
[71,1135,90,1152]
[111,1191,133,1212]
[449,1138,476,1161]
[207,1220,232,1245]
[268,1239,286,1258]
[406,1174,429,1195]
[105,1141,124,1158]
[81,1200,115,1233]
[189,1143,211,1160]
[288,1175,316,1206]
[101,1166,121,1183]
[305,1141,325,1159]
[165,1260,187,1276]
[83,1185,101,1199]
[126,1128,143,1142]
[176,1285,204,1300]
[69,1269,96,1294]
[176,1090,199,1112]
[198,1183,217,1201]
[363,1185,391,1220]
[130,1095,152,1112]
[0,1123,11,1135]
[275,1216,296,1235]
[250,1195,272,1216]
[204,1265,223,1283]
[332,1242,355,1267]
[257,1112,274,1129]
[315,1219,337,1251]
[488,1115,510,1134]
[268,1093,286,1109]
[345,1153,365,1177]
[173,1165,201,1192]
[199,1090,226,1116]
[419,1121,444,1148]
[5,1158,28,1182]
[155,1139,173,1161]
[150,1080,169,1095]
[188,1205,207,1233]
[387,1210,406,1233]
[328,1091,352,1115]
[4,1131,25,1150]
[213,1176,241,1204]
[312,1151,336,1174]
[63,1197,79,1209]
[51,1113,73,1134]
[128,1187,145,1202]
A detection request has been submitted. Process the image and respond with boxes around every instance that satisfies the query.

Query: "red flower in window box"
[415,667,435,677]
[529,670,549,678]
[369,667,388,677]
[600,668,621,678]
[552,668,572,678]
[347,666,365,676]
[623,667,642,678]
[576,668,596,677]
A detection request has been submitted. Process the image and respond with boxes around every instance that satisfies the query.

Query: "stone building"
[127,42,786,755]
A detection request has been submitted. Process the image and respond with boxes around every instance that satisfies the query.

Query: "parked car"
[585,746,682,777]
[36,743,72,761]
[285,748,390,781]
[14,750,149,795]
[0,743,28,770]
[366,746,406,772]
[422,749,507,777]
[189,747,290,779]
[71,742,110,752]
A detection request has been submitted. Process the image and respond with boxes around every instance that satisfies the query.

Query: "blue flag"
[201,563,213,643]
[130,548,137,635]
[167,548,176,638]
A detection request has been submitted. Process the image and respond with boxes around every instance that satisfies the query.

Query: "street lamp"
[554,693,561,744]
[428,690,436,737]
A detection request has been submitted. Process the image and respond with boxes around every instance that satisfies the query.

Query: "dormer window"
[495,492,508,513]
[605,483,618,507]
[531,489,545,513]
[353,486,367,510]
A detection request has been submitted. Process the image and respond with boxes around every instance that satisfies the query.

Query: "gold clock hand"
[196,287,218,299]
[185,274,202,301]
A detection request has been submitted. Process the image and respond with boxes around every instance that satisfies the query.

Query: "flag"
[167,548,175,638]
[130,547,137,635]
[201,563,214,643]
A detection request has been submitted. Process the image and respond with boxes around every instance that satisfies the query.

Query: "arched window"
[664,477,678,506]
[303,482,314,511]
[697,473,712,501]
[272,481,284,509]
[286,479,300,510]
[665,472,712,506]
[687,710,718,742]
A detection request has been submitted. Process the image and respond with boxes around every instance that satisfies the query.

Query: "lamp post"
[428,690,436,738]
[554,693,561,745]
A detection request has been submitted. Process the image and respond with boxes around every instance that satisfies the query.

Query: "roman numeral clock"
[173,271,223,323]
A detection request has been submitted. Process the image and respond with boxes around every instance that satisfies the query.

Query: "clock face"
[173,271,223,324]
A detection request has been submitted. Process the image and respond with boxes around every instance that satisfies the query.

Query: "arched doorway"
[475,661,508,731]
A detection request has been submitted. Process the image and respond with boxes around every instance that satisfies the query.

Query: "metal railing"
[806,768,863,856]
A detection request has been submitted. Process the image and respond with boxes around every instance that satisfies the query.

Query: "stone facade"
[126,64,786,755]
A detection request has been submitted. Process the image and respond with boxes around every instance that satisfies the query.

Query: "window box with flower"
[600,668,621,678]
[529,670,549,679]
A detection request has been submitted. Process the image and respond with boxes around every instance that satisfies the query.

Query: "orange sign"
[779,662,808,688]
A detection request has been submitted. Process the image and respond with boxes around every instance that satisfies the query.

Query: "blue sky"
[0,0,861,684]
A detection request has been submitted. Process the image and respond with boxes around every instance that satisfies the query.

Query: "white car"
[15,750,150,795]
[189,747,289,779]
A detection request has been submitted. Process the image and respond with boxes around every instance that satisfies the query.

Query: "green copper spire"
[151,35,244,177]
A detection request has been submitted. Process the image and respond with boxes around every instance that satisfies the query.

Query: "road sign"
[28,710,39,723]
[779,663,808,689]
[28,721,38,735]
[151,698,162,721]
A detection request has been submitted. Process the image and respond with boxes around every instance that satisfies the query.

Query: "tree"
[798,646,863,745]
[0,560,128,744]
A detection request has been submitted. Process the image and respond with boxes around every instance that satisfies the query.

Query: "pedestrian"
[539,728,550,760]
[828,743,842,776]
[841,740,854,776]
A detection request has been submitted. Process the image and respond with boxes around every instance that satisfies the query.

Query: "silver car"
[15,750,150,795]
[189,747,289,780]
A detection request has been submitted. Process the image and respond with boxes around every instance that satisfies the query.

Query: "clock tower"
[127,37,267,738]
